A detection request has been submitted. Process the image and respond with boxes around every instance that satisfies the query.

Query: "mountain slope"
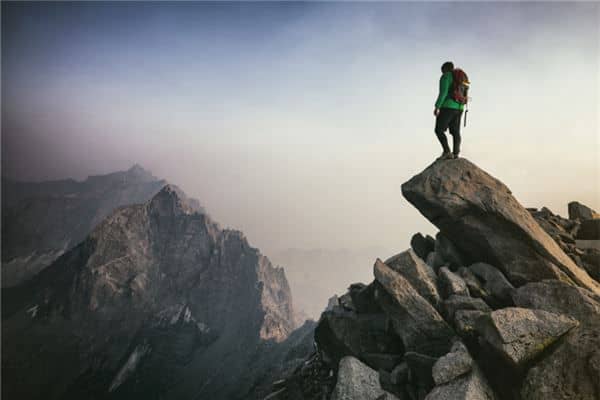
[1,165,204,287]
[2,185,300,400]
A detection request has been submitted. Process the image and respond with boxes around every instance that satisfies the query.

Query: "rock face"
[1,165,197,287]
[2,185,300,400]
[269,158,600,400]
[401,158,600,294]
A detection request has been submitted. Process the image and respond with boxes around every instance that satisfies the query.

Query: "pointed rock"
[475,307,578,367]
[401,158,600,295]
[373,259,454,356]
[568,201,598,221]
[384,249,441,308]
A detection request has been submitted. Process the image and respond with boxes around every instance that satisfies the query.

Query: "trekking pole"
[464,96,471,127]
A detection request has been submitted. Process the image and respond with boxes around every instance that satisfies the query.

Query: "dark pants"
[435,108,463,155]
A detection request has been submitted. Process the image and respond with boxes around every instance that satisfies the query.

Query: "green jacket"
[435,71,464,110]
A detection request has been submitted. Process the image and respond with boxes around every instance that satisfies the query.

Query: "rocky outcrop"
[2,185,300,400]
[268,157,600,400]
[401,158,600,294]
[1,165,202,287]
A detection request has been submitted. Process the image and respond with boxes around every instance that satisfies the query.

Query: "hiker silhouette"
[434,61,470,160]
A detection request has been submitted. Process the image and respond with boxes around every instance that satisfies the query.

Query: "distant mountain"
[1,165,204,287]
[272,247,389,318]
[2,185,311,400]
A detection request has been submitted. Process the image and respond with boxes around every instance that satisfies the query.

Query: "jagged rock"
[456,268,488,300]
[434,233,465,269]
[453,310,486,338]
[401,158,600,295]
[314,306,403,369]
[431,342,473,385]
[442,295,491,321]
[568,201,598,221]
[475,307,578,367]
[467,263,514,308]
[438,267,469,298]
[384,250,441,308]
[373,259,454,356]
[581,249,600,282]
[331,356,399,400]
[410,233,436,261]
[424,364,496,400]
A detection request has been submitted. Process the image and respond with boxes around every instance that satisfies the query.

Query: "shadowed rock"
[401,158,600,295]
[373,259,454,356]
[411,233,436,260]
[468,263,514,308]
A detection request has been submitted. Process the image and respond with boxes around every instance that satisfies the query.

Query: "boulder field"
[266,157,600,400]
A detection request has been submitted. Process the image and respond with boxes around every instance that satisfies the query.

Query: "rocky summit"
[267,157,600,400]
[2,184,311,400]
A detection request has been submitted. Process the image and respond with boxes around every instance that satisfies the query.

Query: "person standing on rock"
[434,61,470,160]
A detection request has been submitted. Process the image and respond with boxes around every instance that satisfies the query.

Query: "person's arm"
[435,72,451,109]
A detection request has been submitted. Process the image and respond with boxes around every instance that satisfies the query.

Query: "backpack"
[451,69,470,105]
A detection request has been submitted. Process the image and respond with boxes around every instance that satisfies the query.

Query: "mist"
[2,0,598,275]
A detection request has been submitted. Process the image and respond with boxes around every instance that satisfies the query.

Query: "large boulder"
[475,307,578,367]
[401,158,600,295]
[331,356,399,400]
[512,280,600,400]
[576,219,600,240]
[384,250,441,308]
[568,201,598,221]
[314,306,403,369]
[373,259,454,356]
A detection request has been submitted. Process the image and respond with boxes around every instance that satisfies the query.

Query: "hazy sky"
[2,1,599,258]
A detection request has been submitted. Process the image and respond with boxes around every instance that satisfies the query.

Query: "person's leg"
[448,110,463,156]
[435,109,454,154]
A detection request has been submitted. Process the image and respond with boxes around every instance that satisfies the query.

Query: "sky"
[2,1,599,260]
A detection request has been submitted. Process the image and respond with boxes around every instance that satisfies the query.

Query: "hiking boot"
[437,152,453,160]
[452,153,460,159]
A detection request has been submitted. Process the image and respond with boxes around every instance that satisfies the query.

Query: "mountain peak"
[148,184,195,216]
[401,157,600,295]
